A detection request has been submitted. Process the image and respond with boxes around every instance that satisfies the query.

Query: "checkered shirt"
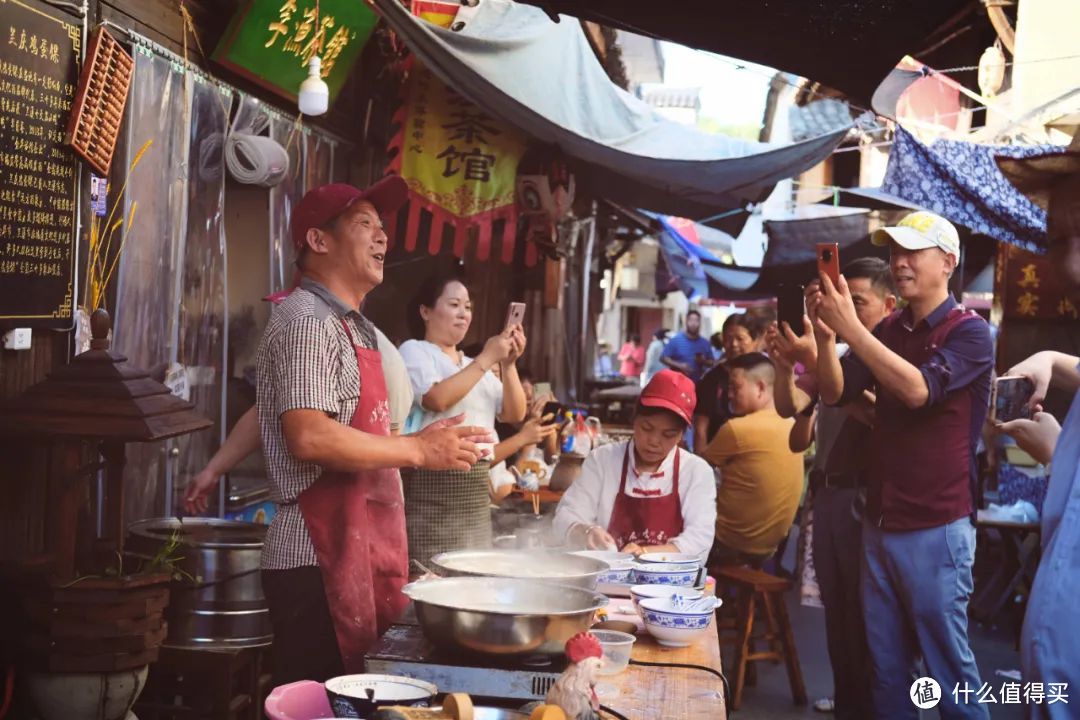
[256,279,376,570]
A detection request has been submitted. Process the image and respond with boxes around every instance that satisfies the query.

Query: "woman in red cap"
[552,369,716,558]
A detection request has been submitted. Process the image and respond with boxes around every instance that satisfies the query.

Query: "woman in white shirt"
[553,370,716,560]
[398,275,527,566]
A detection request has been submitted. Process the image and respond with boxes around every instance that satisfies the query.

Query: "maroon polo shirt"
[837,296,993,531]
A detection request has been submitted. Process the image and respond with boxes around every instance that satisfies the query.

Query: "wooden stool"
[134,644,272,720]
[715,565,807,710]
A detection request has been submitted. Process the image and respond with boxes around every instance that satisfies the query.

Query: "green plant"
[62,527,201,587]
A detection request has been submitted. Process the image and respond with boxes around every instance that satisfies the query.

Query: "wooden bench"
[715,565,807,710]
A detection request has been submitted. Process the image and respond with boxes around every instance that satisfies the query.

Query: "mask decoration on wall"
[516,145,576,262]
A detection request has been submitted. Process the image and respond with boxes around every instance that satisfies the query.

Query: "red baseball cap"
[639,369,697,425]
[289,176,409,252]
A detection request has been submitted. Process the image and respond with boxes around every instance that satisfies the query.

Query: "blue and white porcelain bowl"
[323,674,437,718]
[631,561,699,587]
[572,550,634,585]
[629,584,704,616]
[636,552,701,566]
[639,596,720,647]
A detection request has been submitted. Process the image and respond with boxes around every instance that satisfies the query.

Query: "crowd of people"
[178,142,1079,718]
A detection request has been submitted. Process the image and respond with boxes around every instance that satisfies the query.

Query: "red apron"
[606,443,685,548]
[297,319,409,672]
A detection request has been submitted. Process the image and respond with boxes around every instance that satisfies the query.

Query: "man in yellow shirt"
[702,352,804,566]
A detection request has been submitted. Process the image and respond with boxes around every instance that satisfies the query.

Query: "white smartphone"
[505,302,526,331]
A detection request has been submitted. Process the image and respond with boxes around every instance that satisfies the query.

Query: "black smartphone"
[777,284,806,336]
[542,401,566,420]
[992,376,1035,423]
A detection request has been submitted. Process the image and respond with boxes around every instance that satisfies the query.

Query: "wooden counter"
[600,602,727,720]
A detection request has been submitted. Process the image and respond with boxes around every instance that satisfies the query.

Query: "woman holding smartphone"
[399,275,528,566]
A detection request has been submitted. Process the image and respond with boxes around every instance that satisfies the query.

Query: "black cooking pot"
[323,674,437,719]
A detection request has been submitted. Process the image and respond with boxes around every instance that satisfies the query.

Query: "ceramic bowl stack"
[631,553,703,587]
[571,550,635,592]
[638,595,721,647]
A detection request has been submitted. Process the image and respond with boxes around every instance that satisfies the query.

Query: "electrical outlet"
[2,328,32,351]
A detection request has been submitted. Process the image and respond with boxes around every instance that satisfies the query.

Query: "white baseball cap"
[871,211,960,262]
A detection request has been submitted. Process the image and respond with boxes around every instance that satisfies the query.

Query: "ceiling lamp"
[299,55,329,116]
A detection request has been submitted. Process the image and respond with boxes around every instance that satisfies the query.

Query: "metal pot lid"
[127,518,266,548]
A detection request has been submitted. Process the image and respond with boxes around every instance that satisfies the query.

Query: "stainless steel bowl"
[403,577,608,657]
[429,549,609,589]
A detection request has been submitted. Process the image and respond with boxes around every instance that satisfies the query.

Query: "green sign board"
[213,0,378,106]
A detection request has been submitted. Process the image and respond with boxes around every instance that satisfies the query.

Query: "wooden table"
[601,601,727,720]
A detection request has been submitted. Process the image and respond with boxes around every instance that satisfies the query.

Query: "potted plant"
[19,530,199,720]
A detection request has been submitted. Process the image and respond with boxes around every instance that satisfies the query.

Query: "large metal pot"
[429,549,608,589]
[403,577,607,657]
[126,518,271,648]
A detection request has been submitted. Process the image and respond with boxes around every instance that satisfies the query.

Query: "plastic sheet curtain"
[172,76,232,517]
[113,48,232,523]
[113,49,190,525]
[266,117,338,295]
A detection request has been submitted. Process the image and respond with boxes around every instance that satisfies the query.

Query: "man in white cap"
[808,211,993,719]
[996,138,1080,720]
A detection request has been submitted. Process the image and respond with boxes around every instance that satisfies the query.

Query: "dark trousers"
[261,566,343,684]
[812,487,873,720]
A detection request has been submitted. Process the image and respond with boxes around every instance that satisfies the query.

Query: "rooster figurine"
[545,632,603,720]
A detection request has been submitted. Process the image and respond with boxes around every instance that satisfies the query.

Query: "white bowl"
[629,585,704,616]
[572,550,635,585]
[631,562,699,587]
[637,552,701,565]
[639,596,719,647]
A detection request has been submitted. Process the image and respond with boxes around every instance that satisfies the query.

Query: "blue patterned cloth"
[997,463,1049,514]
[882,126,1059,253]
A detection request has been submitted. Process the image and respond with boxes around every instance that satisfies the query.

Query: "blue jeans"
[862,518,988,719]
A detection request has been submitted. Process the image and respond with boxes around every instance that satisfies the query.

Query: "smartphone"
[992,376,1035,423]
[777,283,806,336]
[505,302,526,331]
[542,401,567,420]
[817,242,841,288]
[533,382,552,398]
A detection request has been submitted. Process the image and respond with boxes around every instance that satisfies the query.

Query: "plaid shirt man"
[256,276,376,570]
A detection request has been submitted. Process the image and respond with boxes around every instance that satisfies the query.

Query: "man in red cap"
[255,178,491,683]
[552,369,716,559]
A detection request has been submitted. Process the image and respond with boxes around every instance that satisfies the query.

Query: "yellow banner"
[397,62,525,219]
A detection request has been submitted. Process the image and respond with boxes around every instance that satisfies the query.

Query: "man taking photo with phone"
[808,211,993,719]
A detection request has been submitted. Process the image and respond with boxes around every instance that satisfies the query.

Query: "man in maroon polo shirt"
[808,212,993,720]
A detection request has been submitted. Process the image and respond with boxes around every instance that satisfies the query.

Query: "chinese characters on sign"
[953,681,1069,706]
[213,0,377,106]
[0,0,79,326]
[389,61,527,261]
[996,244,1079,321]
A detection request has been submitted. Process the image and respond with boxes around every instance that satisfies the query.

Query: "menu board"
[0,0,80,328]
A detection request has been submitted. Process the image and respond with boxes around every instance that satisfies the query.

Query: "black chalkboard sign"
[0,0,80,328]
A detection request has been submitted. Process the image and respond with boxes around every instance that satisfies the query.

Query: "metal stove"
[364,624,567,701]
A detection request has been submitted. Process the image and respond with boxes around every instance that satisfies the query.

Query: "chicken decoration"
[545,632,603,720]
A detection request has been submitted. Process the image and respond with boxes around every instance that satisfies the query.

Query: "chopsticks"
[532,491,540,516]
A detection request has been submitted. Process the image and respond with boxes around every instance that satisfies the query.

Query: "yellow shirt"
[702,408,804,556]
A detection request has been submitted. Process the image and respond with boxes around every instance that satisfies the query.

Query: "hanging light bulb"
[299,55,329,116]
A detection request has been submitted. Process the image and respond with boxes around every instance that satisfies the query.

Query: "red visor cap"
[639,369,697,426]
